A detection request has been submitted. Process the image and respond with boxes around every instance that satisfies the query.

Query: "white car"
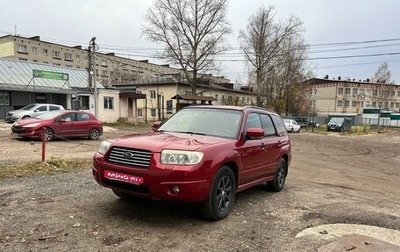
[5,103,64,123]
[283,119,301,133]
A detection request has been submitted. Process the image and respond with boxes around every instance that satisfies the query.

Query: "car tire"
[267,158,287,192]
[21,115,31,120]
[297,128,301,133]
[89,128,100,140]
[39,128,55,141]
[200,166,236,220]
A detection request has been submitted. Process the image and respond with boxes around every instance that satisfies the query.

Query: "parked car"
[295,117,318,128]
[92,105,291,220]
[11,110,103,141]
[327,117,352,132]
[5,103,64,123]
[283,118,301,133]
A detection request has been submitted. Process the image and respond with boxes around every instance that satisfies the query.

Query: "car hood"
[107,132,232,152]
[12,118,50,127]
[7,109,26,115]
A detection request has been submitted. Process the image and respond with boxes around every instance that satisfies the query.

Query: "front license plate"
[104,170,144,185]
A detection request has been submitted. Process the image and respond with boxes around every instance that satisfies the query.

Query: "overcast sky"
[1,0,400,84]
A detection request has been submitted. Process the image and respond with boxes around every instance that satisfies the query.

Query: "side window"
[260,114,276,136]
[245,113,262,130]
[271,115,287,136]
[77,113,90,121]
[49,105,61,111]
[36,105,47,112]
[61,113,75,122]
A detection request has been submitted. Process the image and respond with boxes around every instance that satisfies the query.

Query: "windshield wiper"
[176,131,206,135]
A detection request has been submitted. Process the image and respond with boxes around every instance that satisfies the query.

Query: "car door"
[269,115,291,175]
[237,112,268,185]
[261,114,286,176]
[74,112,91,136]
[32,105,48,117]
[52,112,76,137]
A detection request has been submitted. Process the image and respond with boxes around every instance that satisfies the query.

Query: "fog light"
[172,186,180,194]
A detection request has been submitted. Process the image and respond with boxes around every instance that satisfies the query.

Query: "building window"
[166,100,173,114]
[345,100,350,107]
[337,100,343,107]
[396,102,400,108]
[360,89,365,94]
[18,58,28,61]
[137,108,143,117]
[338,87,343,95]
[150,108,156,117]
[215,94,219,100]
[345,88,351,94]
[0,92,10,105]
[150,90,156,99]
[43,49,48,54]
[372,102,376,107]
[351,101,356,107]
[76,55,81,60]
[101,59,108,66]
[352,88,358,95]
[104,97,114,109]
[52,51,61,59]
[17,45,27,53]
[372,89,378,96]
[101,70,108,77]
[65,53,73,61]
[32,47,37,53]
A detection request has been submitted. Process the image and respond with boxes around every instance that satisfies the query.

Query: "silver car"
[5,103,64,123]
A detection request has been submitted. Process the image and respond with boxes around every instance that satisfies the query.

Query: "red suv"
[92,105,291,220]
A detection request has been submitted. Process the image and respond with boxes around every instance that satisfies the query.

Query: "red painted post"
[42,127,46,162]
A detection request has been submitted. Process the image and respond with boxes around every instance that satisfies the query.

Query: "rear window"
[49,105,62,111]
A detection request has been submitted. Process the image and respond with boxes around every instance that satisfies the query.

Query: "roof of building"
[0,58,103,94]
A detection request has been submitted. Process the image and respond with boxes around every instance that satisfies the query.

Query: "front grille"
[11,126,26,134]
[108,147,152,168]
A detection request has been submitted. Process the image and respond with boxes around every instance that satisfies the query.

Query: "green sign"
[33,70,69,81]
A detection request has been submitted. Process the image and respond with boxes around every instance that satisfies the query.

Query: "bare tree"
[142,0,231,96]
[372,62,394,84]
[238,5,309,114]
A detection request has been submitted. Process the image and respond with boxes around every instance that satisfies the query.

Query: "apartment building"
[0,35,180,86]
[307,77,400,115]
[0,34,257,122]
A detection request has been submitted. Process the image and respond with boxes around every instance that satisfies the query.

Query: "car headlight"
[161,150,204,165]
[97,141,111,155]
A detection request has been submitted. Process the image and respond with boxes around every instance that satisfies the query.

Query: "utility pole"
[89,37,98,118]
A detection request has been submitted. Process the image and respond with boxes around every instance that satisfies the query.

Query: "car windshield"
[20,104,37,111]
[158,107,242,139]
[35,110,65,119]
[329,117,344,124]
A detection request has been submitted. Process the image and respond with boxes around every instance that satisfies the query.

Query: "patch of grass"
[103,121,153,128]
[0,157,92,180]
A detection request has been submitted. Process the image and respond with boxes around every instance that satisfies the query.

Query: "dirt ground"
[0,121,399,252]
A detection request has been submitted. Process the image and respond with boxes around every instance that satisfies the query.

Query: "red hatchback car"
[11,110,103,141]
[92,105,291,220]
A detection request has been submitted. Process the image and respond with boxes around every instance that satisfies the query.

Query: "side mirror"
[246,128,264,139]
[152,121,163,131]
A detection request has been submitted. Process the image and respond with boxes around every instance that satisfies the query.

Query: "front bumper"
[92,153,211,202]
